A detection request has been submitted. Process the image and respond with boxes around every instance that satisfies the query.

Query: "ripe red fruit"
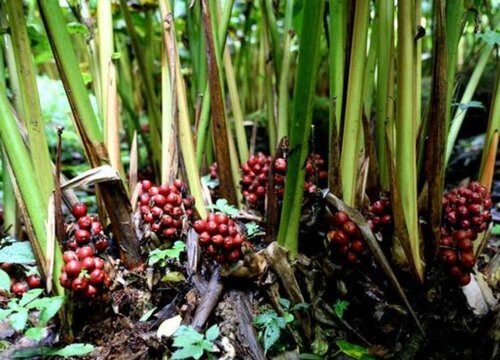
[95,238,109,253]
[233,234,244,247]
[334,211,349,227]
[65,260,82,278]
[456,238,473,252]
[27,275,42,288]
[77,216,92,230]
[449,266,464,278]
[94,257,105,270]
[457,273,471,286]
[218,224,229,236]
[72,277,89,293]
[66,240,78,251]
[63,250,77,263]
[350,240,365,254]
[81,257,96,272]
[148,187,160,196]
[59,272,72,288]
[139,193,150,206]
[343,221,358,236]
[439,249,458,265]
[12,282,29,295]
[76,246,94,261]
[84,284,99,299]
[72,202,88,219]
[199,232,211,245]
[223,236,234,249]
[142,180,153,192]
[92,221,103,234]
[274,158,287,173]
[153,194,167,207]
[75,229,91,244]
[162,228,177,237]
[333,231,350,246]
[227,249,241,262]
[212,235,224,248]
[207,221,218,235]
[439,236,453,247]
[459,252,475,269]
[247,193,258,204]
[346,252,358,263]
[453,230,468,242]
[89,269,105,285]
[371,201,385,215]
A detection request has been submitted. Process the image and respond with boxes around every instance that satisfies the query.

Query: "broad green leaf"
[26,297,52,310]
[0,269,11,293]
[336,340,375,360]
[173,326,204,347]
[66,22,89,35]
[263,322,281,354]
[201,175,219,189]
[38,296,65,326]
[51,343,95,357]
[205,324,220,342]
[139,307,157,322]
[0,308,14,320]
[283,312,294,323]
[19,289,44,307]
[253,312,275,327]
[333,300,350,319]
[171,345,204,360]
[9,309,29,331]
[0,242,36,264]
[206,199,239,217]
[24,327,43,341]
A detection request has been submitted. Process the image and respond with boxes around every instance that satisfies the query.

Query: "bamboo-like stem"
[396,0,423,282]
[159,0,208,219]
[261,3,276,153]
[278,0,325,257]
[446,44,492,164]
[340,0,370,207]
[363,22,377,118]
[98,0,112,121]
[118,0,161,173]
[277,0,295,141]
[37,0,142,268]
[263,0,282,80]
[5,0,53,205]
[195,0,234,168]
[0,85,63,295]
[375,0,393,189]
[414,0,422,131]
[479,60,500,176]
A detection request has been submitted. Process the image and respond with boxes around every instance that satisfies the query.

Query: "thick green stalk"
[396,0,423,281]
[278,0,325,256]
[277,0,295,141]
[375,0,393,188]
[263,0,282,80]
[479,60,500,175]
[340,0,370,206]
[414,0,422,131]
[161,31,175,184]
[0,85,63,295]
[363,22,377,118]
[261,3,276,152]
[5,0,53,204]
[446,44,492,164]
[98,0,113,120]
[195,0,234,168]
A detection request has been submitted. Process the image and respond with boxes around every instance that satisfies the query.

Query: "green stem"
[340,0,370,206]
[263,0,282,80]
[278,0,325,257]
[396,0,423,281]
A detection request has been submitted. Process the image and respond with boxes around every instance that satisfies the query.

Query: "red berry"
[334,211,349,227]
[95,237,109,252]
[333,231,350,246]
[207,221,218,235]
[457,273,471,286]
[66,240,78,251]
[233,234,244,247]
[76,246,94,261]
[81,257,95,272]
[212,235,224,248]
[227,249,241,262]
[274,158,287,172]
[343,221,358,236]
[142,180,153,192]
[72,277,89,293]
[449,266,464,278]
[439,249,458,265]
[148,187,160,196]
[453,230,468,242]
[456,238,473,252]
[63,250,77,263]
[91,221,103,234]
[94,257,105,270]
[350,240,365,254]
[59,272,72,288]
[153,194,167,207]
[371,201,385,215]
[346,252,358,263]
[246,193,258,204]
[459,252,475,269]
[75,229,91,245]
[72,202,88,219]
[162,228,177,237]
[77,216,92,230]
[218,224,229,236]
[439,236,453,247]
[89,269,105,286]
[84,284,99,300]
[223,236,234,249]
[12,282,29,295]
[139,193,150,206]
[65,260,82,278]
[199,232,211,246]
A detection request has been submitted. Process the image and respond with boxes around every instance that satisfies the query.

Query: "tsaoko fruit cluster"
[193,212,251,264]
[327,211,366,263]
[138,179,195,239]
[439,182,493,285]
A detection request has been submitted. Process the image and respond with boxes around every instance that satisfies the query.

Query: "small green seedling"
[148,241,185,267]
[206,199,239,217]
[171,324,220,359]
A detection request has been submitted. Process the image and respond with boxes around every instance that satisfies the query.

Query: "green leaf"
[82,72,93,85]
[24,327,43,341]
[173,326,204,347]
[253,311,276,327]
[0,242,36,264]
[278,298,291,310]
[38,296,65,326]
[477,30,500,46]
[491,224,500,236]
[51,343,95,357]
[206,199,239,217]
[148,241,185,266]
[66,22,89,35]
[0,308,14,320]
[19,289,44,307]
[205,324,220,342]
[299,354,324,360]
[111,52,122,60]
[0,269,11,293]
[262,322,281,354]
[201,175,219,189]
[283,312,295,323]
[333,300,350,319]
[171,345,204,360]
[336,340,375,360]
[291,303,310,311]
[139,307,157,322]
[9,309,29,331]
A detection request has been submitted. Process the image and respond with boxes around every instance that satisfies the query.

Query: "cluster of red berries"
[439,182,493,285]
[2,262,42,296]
[59,247,111,300]
[327,211,366,263]
[138,179,195,239]
[66,202,109,253]
[193,212,251,264]
[367,198,393,235]
[208,162,218,181]
[304,153,328,192]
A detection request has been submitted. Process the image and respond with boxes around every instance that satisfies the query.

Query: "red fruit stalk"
[438,182,493,286]
[193,212,252,264]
